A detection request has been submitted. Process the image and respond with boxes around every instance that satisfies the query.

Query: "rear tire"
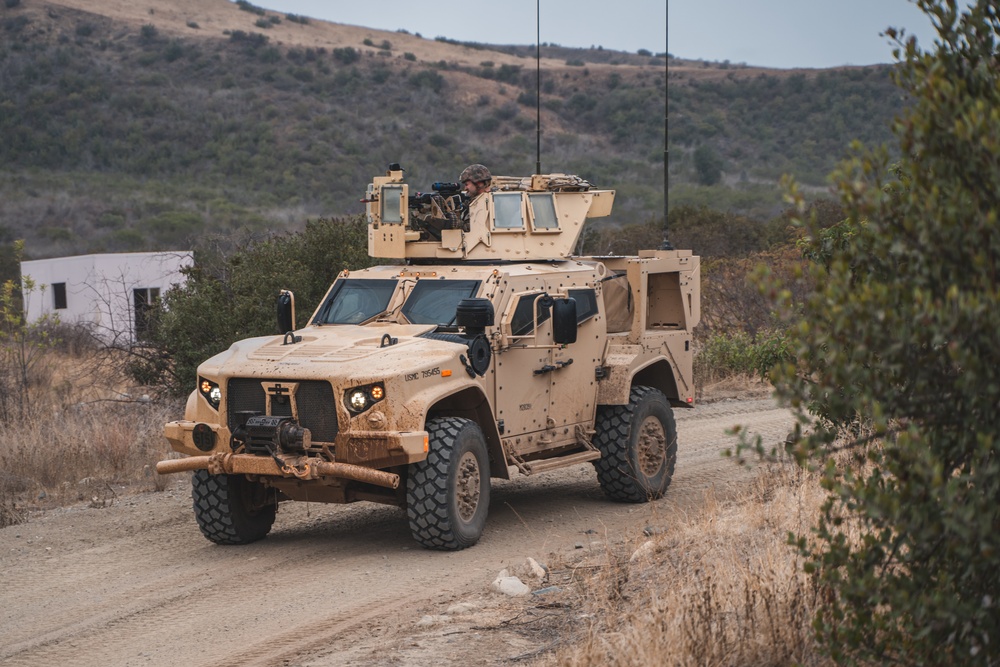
[192,470,277,545]
[407,418,491,550]
[593,386,677,502]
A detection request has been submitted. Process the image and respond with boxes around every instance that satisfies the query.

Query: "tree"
[0,243,58,422]
[693,144,723,185]
[131,216,373,396]
[766,2,1000,663]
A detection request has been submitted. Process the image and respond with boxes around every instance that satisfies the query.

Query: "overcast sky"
[249,1,939,69]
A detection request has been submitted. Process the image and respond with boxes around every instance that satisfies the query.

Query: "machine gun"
[408,182,468,239]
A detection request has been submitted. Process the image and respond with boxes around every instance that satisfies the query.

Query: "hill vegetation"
[0,0,901,265]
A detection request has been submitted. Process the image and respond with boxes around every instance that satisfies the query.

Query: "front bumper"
[156,452,402,489]
[162,420,429,477]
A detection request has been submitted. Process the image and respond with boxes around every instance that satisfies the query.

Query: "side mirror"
[455,298,494,336]
[277,290,296,333]
[552,298,577,345]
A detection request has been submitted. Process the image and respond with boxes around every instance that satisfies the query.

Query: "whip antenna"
[661,3,673,250]
[535,0,542,175]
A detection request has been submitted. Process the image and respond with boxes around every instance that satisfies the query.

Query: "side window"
[493,193,525,230]
[568,288,598,324]
[510,293,551,336]
[380,184,404,223]
[528,193,559,230]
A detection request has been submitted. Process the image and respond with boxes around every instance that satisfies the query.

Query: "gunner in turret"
[459,163,493,198]
[459,164,492,231]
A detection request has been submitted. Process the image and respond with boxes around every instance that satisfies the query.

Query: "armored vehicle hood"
[199,323,463,383]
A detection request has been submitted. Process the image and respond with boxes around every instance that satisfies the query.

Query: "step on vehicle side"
[158,165,701,550]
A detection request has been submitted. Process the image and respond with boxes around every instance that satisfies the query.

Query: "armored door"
[493,291,554,438]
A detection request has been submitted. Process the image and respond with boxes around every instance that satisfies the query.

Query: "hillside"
[0,0,901,261]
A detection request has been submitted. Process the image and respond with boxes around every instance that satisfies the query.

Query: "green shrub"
[143,211,202,242]
[228,31,268,48]
[3,14,27,33]
[472,116,500,132]
[694,330,789,382]
[494,64,521,83]
[409,69,444,92]
[332,46,359,64]
[236,0,265,16]
[494,103,518,121]
[693,145,723,185]
[258,46,280,64]
[97,212,125,229]
[163,40,184,62]
[762,2,1000,663]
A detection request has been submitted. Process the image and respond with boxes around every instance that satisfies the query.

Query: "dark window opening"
[133,287,160,339]
[53,283,67,310]
[510,293,551,336]
[568,288,599,324]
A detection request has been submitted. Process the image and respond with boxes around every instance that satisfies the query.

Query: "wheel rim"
[456,451,481,522]
[637,416,666,476]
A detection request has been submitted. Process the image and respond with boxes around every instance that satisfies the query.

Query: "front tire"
[407,418,491,550]
[192,470,277,545]
[593,386,677,502]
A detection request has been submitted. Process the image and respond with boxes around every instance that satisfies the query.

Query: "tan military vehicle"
[157,164,700,550]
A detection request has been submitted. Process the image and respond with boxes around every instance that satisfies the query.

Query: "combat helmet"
[459,164,492,184]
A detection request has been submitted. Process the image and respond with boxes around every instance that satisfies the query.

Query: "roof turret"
[365,165,615,261]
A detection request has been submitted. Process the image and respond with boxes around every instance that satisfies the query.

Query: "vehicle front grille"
[227,379,339,443]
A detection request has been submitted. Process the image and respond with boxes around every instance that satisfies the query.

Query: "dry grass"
[536,463,834,667]
[0,401,176,504]
[0,345,179,526]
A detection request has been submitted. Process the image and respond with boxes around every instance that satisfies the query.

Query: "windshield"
[400,280,481,326]
[314,279,397,324]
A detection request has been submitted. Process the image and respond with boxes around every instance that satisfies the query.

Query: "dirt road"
[0,398,793,667]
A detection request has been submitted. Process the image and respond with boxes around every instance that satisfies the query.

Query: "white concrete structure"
[21,251,193,344]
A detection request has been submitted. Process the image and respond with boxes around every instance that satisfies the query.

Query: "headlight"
[349,390,368,411]
[199,377,221,410]
[345,383,386,414]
